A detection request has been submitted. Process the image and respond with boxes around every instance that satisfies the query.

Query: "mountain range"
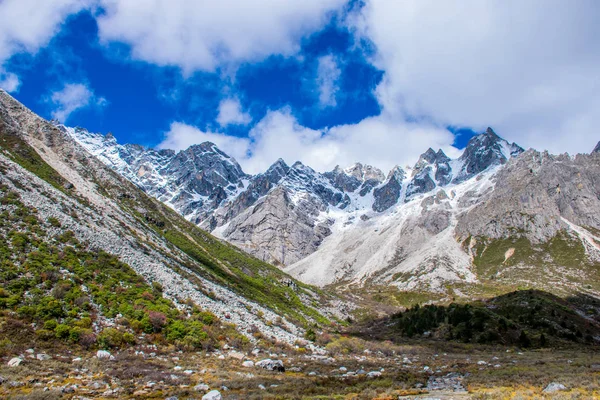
[56,106,600,298]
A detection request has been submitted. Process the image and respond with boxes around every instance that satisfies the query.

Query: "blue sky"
[0,1,598,173]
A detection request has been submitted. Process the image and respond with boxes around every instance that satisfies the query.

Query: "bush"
[43,319,58,330]
[305,328,317,342]
[98,328,125,349]
[147,311,167,332]
[55,324,70,339]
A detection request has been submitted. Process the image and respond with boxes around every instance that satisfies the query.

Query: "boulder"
[543,382,567,393]
[96,350,112,360]
[255,358,285,372]
[194,383,210,392]
[202,390,222,400]
[7,358,22,367]
[36,353,51,361]
[242,360,254,368]
[228,351,245,360]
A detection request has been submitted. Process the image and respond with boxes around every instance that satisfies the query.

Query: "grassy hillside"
[356,290,600,348]
[0,186,247,354]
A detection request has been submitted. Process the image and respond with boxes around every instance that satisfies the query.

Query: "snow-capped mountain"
[63,125,249,224]
[63,122,600,295]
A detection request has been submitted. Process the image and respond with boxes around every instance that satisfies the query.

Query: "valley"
[0,88,599,399]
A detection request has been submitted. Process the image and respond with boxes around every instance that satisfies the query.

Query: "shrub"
[305,328,317,342]
[98,328,125,349]
[55,324,70,339]
[43,319,58,330]
[147,311,167,332]
[47,217,61,228]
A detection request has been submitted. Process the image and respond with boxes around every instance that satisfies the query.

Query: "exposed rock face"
[405,149,451,199]
[453,127,523,183]
[325,163,385,194]
[219,187,333,265]
[593,141,600,153]
[456,150,600,243]
[373,166,405,212]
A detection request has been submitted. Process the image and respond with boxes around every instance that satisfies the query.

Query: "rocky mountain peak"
[593,141,600,153]
[387,165,406,181]
[420,148,438,164]
[453,127,524,183]
[343,162,385,182]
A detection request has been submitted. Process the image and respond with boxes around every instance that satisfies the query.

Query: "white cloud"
[351,0,600,155]
[0,70,20,92]
[96,0,346,74]
[159,108,455,175]
[159,122,250,161]
[216,98,252,127]
[48,83,107,122]
[0,0,93,82]
[316,55,341,107]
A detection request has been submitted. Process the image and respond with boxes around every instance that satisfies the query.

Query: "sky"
[0,0,599,174]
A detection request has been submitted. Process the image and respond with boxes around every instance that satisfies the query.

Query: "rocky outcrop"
[373,166,405,212]
[219,187,333,265]
[456,150,600,243]
[405,148,451,200]
[593,141,600,153]
[452,127,523,183]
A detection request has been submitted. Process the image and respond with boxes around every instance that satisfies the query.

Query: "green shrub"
[55,324,70,339]
[43,319,58,330]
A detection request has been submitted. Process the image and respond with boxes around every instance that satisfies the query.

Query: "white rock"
[72,357,82,363]
[184,370,193,375]
[194,383,210,392]
[255,359,285,372]
[339,366,347,372]
[25,349,34,354]
[7,357,22,367]
[96,350,111,360]
[202,390,222,400]
[367,371,382,378]
[228,351,245,360]
[242,361,254,368]
[258,384,266,390]
[543,382,567,393]
[36,354,51,361]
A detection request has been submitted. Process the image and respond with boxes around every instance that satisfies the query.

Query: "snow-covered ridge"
[63,123,525,287]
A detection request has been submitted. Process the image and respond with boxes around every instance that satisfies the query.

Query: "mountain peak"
[454,128,523,182]
[593,141,600,153]
[343,162,385,182]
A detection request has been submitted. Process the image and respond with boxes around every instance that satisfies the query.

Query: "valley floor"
[0,341,598,399]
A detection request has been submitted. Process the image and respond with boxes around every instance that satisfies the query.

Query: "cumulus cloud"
[48,83,107,122]
[216,98,252,127]
[0,70,20,92]
[316,55,341,107]
[0,0,93,83]
[351,0,600,155]
[96,0,346,74]
[159,108,455,174]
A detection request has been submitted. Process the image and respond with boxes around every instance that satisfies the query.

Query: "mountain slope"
[357,290,600,347]
[0,89,338,346]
